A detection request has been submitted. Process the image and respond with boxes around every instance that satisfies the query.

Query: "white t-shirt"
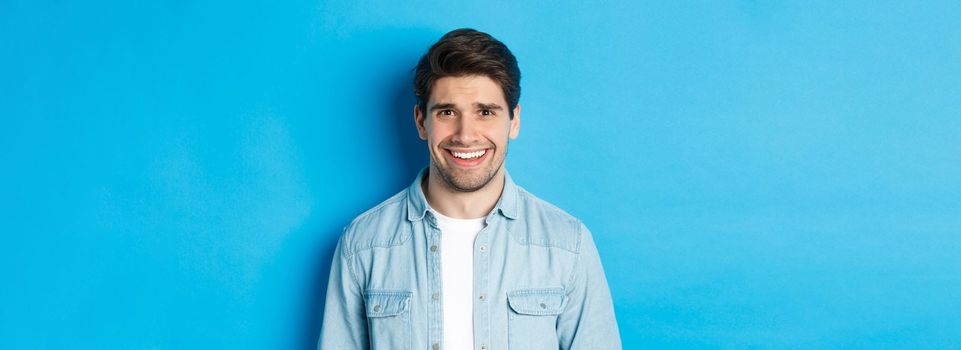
[432,209,485,350]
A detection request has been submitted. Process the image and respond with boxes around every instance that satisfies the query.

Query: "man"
[319,28,620,350]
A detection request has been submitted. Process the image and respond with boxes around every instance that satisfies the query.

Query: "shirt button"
[432,292,440,300]
[432,343,440,350]
[479,245,487,252]
[540,303,547,309]
[478,293,486,301]
[430,245,438,252]
[480,345,487,350]
[373,305,381,312]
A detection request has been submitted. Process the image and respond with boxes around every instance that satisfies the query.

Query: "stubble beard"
[432,147,507,193]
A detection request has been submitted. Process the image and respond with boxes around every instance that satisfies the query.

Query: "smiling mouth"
[444,148,490,167]
[450,149,487,159]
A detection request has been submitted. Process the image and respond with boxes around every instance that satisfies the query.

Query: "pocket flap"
[364,290,412,317]
[507,288,567,316]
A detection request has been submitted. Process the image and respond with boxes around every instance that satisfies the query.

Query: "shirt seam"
[345,193,414,255]
[564,222,583,296]
[349,192,407,228]
[514,190,583,253]
[341,227,362,289]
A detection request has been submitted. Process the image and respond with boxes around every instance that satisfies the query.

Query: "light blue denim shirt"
[318,168,620,350]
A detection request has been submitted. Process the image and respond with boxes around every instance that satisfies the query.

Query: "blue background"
[2,1,960,348]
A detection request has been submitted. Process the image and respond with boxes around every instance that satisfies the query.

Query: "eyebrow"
[428,102,504,112]
[428,103,457,112]
[475,103,504,110]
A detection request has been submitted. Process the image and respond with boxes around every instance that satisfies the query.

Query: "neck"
[422,167,505,219]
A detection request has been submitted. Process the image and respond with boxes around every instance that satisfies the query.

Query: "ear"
[414,104,427,140]
[509,104,521,139]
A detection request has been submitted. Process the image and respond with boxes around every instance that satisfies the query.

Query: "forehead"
[429,75,506,105]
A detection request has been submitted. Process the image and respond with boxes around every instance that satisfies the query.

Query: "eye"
[437,109,455,118]
[480,109,494,117]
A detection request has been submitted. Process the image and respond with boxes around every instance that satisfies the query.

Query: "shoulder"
[512,186,588,253]
[340,189,412,256]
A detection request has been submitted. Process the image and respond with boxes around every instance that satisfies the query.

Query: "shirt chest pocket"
[365,290,412,350]
[507,288,567,350]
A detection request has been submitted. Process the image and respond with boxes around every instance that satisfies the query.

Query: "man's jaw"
[430,157,503,194]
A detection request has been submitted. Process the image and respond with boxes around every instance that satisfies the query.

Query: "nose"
[451,116,480,145]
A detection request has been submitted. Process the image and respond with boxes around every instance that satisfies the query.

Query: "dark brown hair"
[413,28,521,119]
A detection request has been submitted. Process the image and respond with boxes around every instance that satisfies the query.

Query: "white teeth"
[452,150,486,159]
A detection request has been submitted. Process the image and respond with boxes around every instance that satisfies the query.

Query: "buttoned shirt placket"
[426,214,443,350]
[474,216,492,350]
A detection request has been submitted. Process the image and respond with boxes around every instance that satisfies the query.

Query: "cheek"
[426,134,447,152]
[491,128,511,145]
[428,127,456,144]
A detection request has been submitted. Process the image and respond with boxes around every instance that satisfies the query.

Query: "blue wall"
[2,1,960,348]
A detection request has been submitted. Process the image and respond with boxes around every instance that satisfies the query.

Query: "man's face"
[415,75,521,192]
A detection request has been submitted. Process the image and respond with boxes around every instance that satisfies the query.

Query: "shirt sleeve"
[557,222,622,350]
[317,230,369,350]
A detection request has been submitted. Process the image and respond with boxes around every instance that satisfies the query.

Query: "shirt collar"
[406,167,519,221]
